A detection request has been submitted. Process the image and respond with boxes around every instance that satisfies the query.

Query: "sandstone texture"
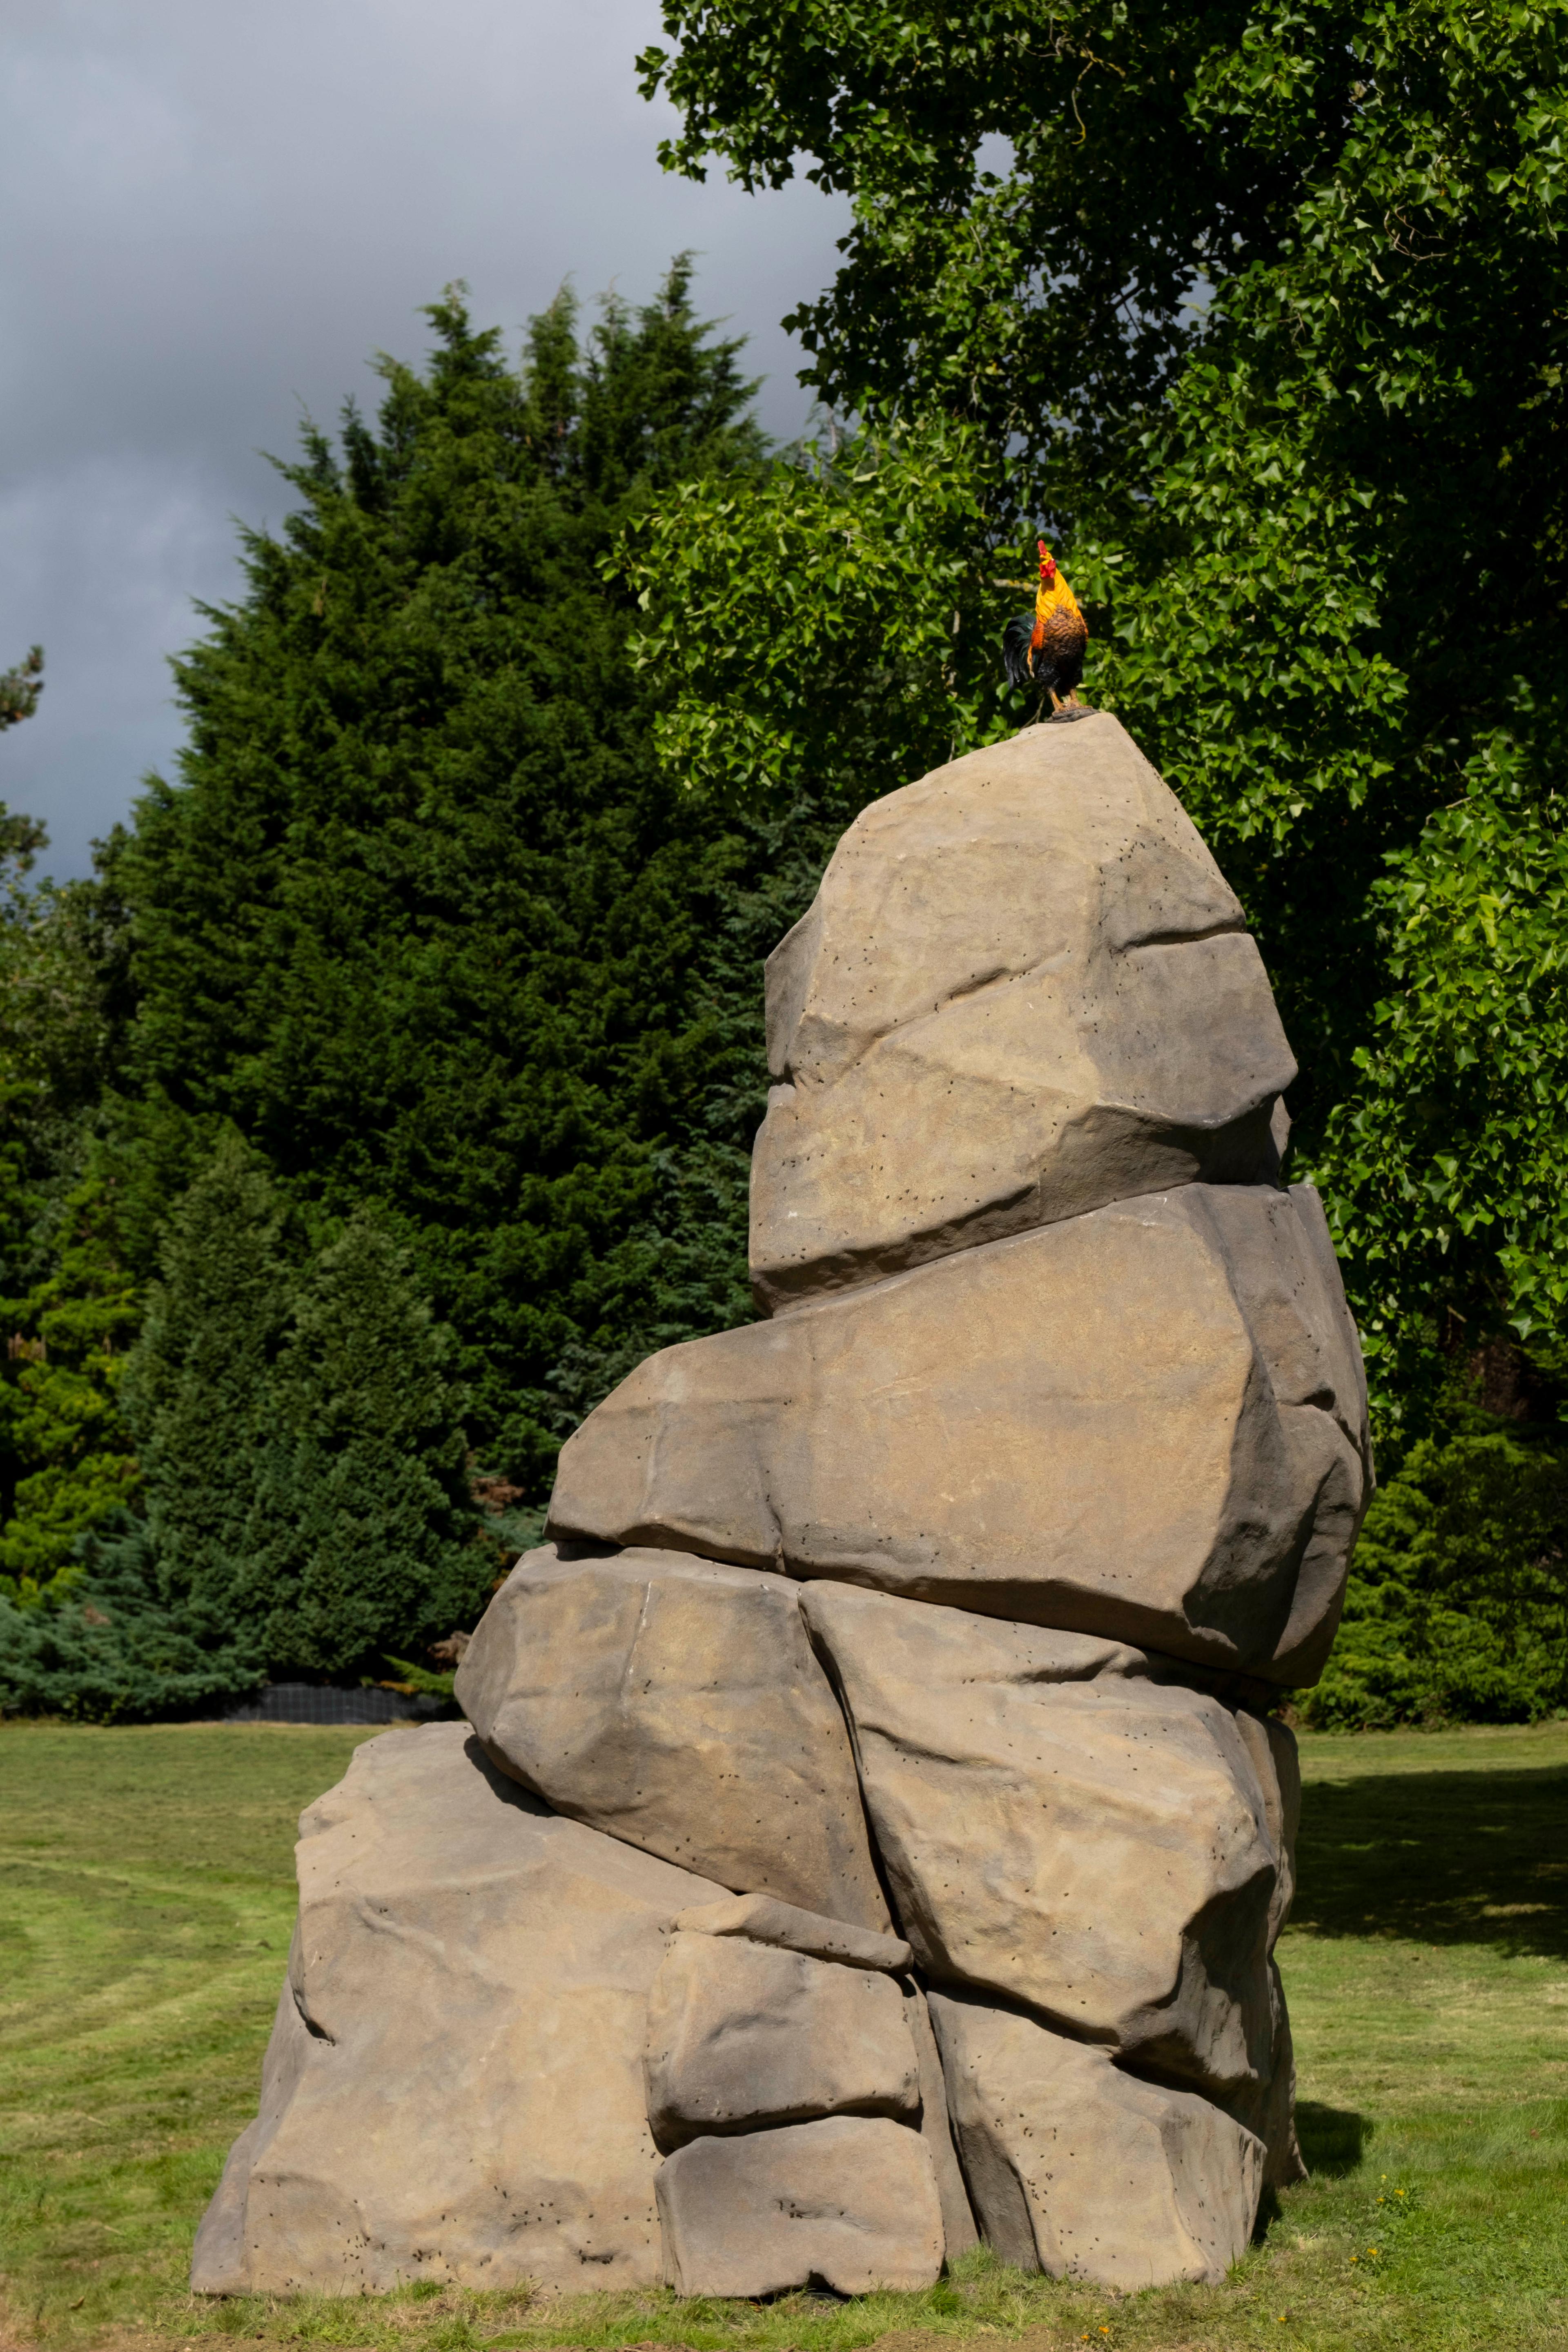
[454,1545,889,1927]
[1229,1711,1307,2184]
[644,1930,919,2147]
[903,1978,982,2259]
[672,1892,911,1971]
[192,1724,725,2295]
[548,1181,1368,1684]
[655,2117,945,2296]
[749,715,1296,1310]
[201,713,1362,2304]
[801,1581,1278,2095]
[928,1989,1265,2289]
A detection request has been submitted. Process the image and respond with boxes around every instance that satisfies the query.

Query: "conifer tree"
[122,1131,294,1645]
[0,1141,278,1718]
[2,265,830,1705]
[244,1213,487,1677]
[0,1150,492,1715]
[2,692,145,1605]
[114,266,782,1492]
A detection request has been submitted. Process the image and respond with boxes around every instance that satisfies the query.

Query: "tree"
[635,0,1568,1429]
[0,1160,143,1604]
[113,268,793,1493]
[0,1143,495,1717]
[245,1212,486,1677]
[627,416,1020,813]
[1,659,146,1604]
[1304,1388,1568,1727]
[118,1131,294,1649]
[0,1134,279,1722]
[0,645,43,735]
[0,643,46,920]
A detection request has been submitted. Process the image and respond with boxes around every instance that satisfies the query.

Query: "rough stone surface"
[928,1990,1265,2288]
[548,1185,1368,1684]
[1241,1959,1306,2190]
[455,1546,889,1929]
[1235,1711,1303,1952]
[749,715,1296,1311]
[202,717,1354,2304]
[801,1581,1277,2096]
[673,1893,911,1972]
[904,1979,982,2259]
[1229,1713,1307,2186]
[192,1724,726,2295]
[655,2117,944,2296]
[644,1931,919,2149]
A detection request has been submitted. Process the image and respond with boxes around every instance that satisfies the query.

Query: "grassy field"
[1,1717,1564,2352]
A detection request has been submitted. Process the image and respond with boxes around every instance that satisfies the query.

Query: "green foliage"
[0,1158,142,1604]
[1319,767,1568,1400]
[0,1538,262,1725]
[112,268,791,1490]
[1,788,143,1604]
[379,1654,457,1701]
[1305,1392,1568,1729]
[0,1140,491,1719]
[0,643,43,736]
[625,415,1029,810]
[0,647,47,945]
[121,1133,296,1657]
[636,0,1568,1432]
[243,1210,486,1678]
[640,3,1270,482]
[4,265,871,1713]
[0,1138,283,1721]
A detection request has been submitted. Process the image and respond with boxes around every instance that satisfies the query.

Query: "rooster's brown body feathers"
[1004,546,1088,710]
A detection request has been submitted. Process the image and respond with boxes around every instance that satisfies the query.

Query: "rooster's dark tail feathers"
[1002,612,1037,690]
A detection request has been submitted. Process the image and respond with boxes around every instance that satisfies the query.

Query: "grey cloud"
[1,0,848,877]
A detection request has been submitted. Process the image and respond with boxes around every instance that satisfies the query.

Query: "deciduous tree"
[636,0,1568,1419]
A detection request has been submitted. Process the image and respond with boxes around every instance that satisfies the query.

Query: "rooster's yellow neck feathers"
[1036,575,1082,623]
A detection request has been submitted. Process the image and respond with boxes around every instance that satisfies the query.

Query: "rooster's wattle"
[1003,540,1088,715]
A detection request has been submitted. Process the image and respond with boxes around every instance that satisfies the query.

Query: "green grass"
[1,1717,1564,2352]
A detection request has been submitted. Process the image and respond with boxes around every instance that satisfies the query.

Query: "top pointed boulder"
[750,714,1296,1313]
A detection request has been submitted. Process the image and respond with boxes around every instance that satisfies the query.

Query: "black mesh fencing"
[223,1682,437,1726]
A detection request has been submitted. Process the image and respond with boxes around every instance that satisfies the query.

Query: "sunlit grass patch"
[2,1717,1566,2352]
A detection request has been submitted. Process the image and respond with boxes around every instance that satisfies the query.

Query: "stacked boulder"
[195,714,1370,2301]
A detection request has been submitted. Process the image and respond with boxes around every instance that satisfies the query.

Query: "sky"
[0,0,850,880]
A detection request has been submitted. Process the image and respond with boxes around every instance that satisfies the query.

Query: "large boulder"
[800,1581,1278,2096]
[749,715,1295,1312]
[644,1930,919,2148]
[455,1546,890,1929]
[548,1183,1368,1684]
[654,1900,977,2259]
[927,1989,1265,2289]
[192,1724,726,2295]
[655,2117,945,2296]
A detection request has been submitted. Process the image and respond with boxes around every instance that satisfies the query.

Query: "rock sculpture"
[457,1546,889,1925]
[198,713,1369,2301]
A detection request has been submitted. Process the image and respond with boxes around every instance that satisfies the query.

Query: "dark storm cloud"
[0,1,848,877]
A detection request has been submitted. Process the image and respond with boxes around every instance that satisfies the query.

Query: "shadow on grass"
[1292,1760,1568,1957]
[1295,2099,1370,2176]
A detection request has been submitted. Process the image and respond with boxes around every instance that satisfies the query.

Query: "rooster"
[1003,540,1088,716]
